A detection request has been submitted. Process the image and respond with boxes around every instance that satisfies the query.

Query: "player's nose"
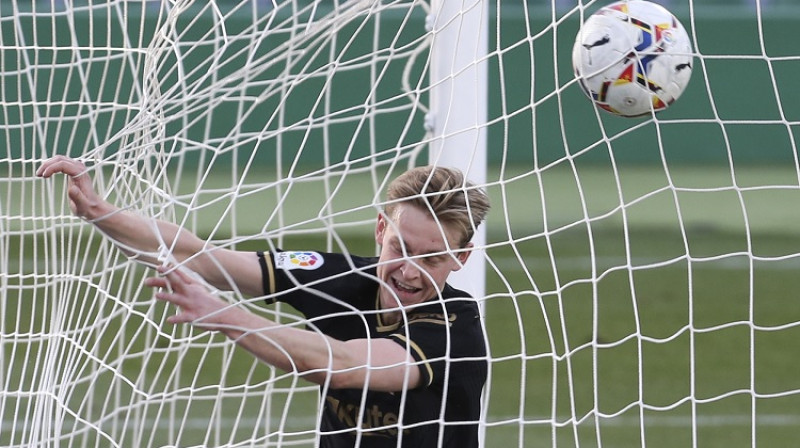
[399,259,421,280]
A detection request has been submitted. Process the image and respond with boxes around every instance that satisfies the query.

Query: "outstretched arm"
[146,267,422,392]
[37,156,263,296]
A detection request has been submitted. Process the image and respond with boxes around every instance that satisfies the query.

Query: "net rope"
[3,0,800,447]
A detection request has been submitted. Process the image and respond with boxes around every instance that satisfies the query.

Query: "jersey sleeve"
[257,250,378,321]
[258,250,334,296]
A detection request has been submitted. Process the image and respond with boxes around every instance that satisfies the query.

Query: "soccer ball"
[572,0,693,117]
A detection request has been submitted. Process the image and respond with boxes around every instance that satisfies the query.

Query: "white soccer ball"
[572,0,693,117]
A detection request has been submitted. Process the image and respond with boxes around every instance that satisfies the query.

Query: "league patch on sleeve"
[275,251,325,270]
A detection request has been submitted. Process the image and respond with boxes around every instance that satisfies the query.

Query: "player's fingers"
[68,198,79,216]
[35,156,66,177]
[68,171,93,193]
[153,290,188,308]
[36,156,88,178]
[144,276,169,289]
[148,266,185,293]
[159,267,184,293]
[159,265,198,294]
[166,314,187,325]
[66,184,87,204]
[167,266,198,287]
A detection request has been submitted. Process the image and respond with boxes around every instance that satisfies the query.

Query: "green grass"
[3,165,800,447]
[481,226,800,447]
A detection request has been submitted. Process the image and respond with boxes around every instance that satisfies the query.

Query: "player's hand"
[36,155,111,221]
[146,266,235,331]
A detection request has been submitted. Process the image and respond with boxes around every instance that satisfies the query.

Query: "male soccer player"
[37,155,491,447]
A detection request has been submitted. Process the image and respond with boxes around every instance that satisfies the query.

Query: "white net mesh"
[3,0,800,447]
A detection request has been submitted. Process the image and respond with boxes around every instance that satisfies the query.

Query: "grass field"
[3,164,800,447]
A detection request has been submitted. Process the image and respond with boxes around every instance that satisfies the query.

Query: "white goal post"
[428,0,489,300]
[3,1,800,447]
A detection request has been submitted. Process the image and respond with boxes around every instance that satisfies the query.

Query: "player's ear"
[375,212,387,245]
[452,242,473,271]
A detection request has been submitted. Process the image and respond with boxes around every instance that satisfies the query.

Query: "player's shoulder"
[266,250,380,303]
[402,287,486,358]
[441,284,481,314]
[407,285,481,326]
[272,249,377,274]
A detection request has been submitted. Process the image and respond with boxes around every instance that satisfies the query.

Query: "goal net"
[3,0,800,447]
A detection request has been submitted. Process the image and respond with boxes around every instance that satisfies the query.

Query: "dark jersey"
[257,250,487,448]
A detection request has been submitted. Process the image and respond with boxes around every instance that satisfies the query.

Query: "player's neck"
[380,310,402,326]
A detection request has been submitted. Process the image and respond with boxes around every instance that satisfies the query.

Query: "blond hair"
[385,166,490,248]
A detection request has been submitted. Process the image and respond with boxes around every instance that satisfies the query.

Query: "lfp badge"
[276,251,324,271]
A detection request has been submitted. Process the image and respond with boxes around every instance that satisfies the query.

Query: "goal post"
[3,1,800,447]
[427,0,489,300]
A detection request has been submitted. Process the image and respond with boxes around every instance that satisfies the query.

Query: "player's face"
[374,203,471,313]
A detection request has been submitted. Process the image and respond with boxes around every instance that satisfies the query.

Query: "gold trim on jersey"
[407,312,457,326]
[325,396,406,437]
[375,293,401,332]
[265,251,276,295]
[391,334,434,386]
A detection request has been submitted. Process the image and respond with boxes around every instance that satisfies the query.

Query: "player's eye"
[390,241,404,256]
[422,255,444,267]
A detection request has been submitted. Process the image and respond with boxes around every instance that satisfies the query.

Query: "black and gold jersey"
[258,250,487,448]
